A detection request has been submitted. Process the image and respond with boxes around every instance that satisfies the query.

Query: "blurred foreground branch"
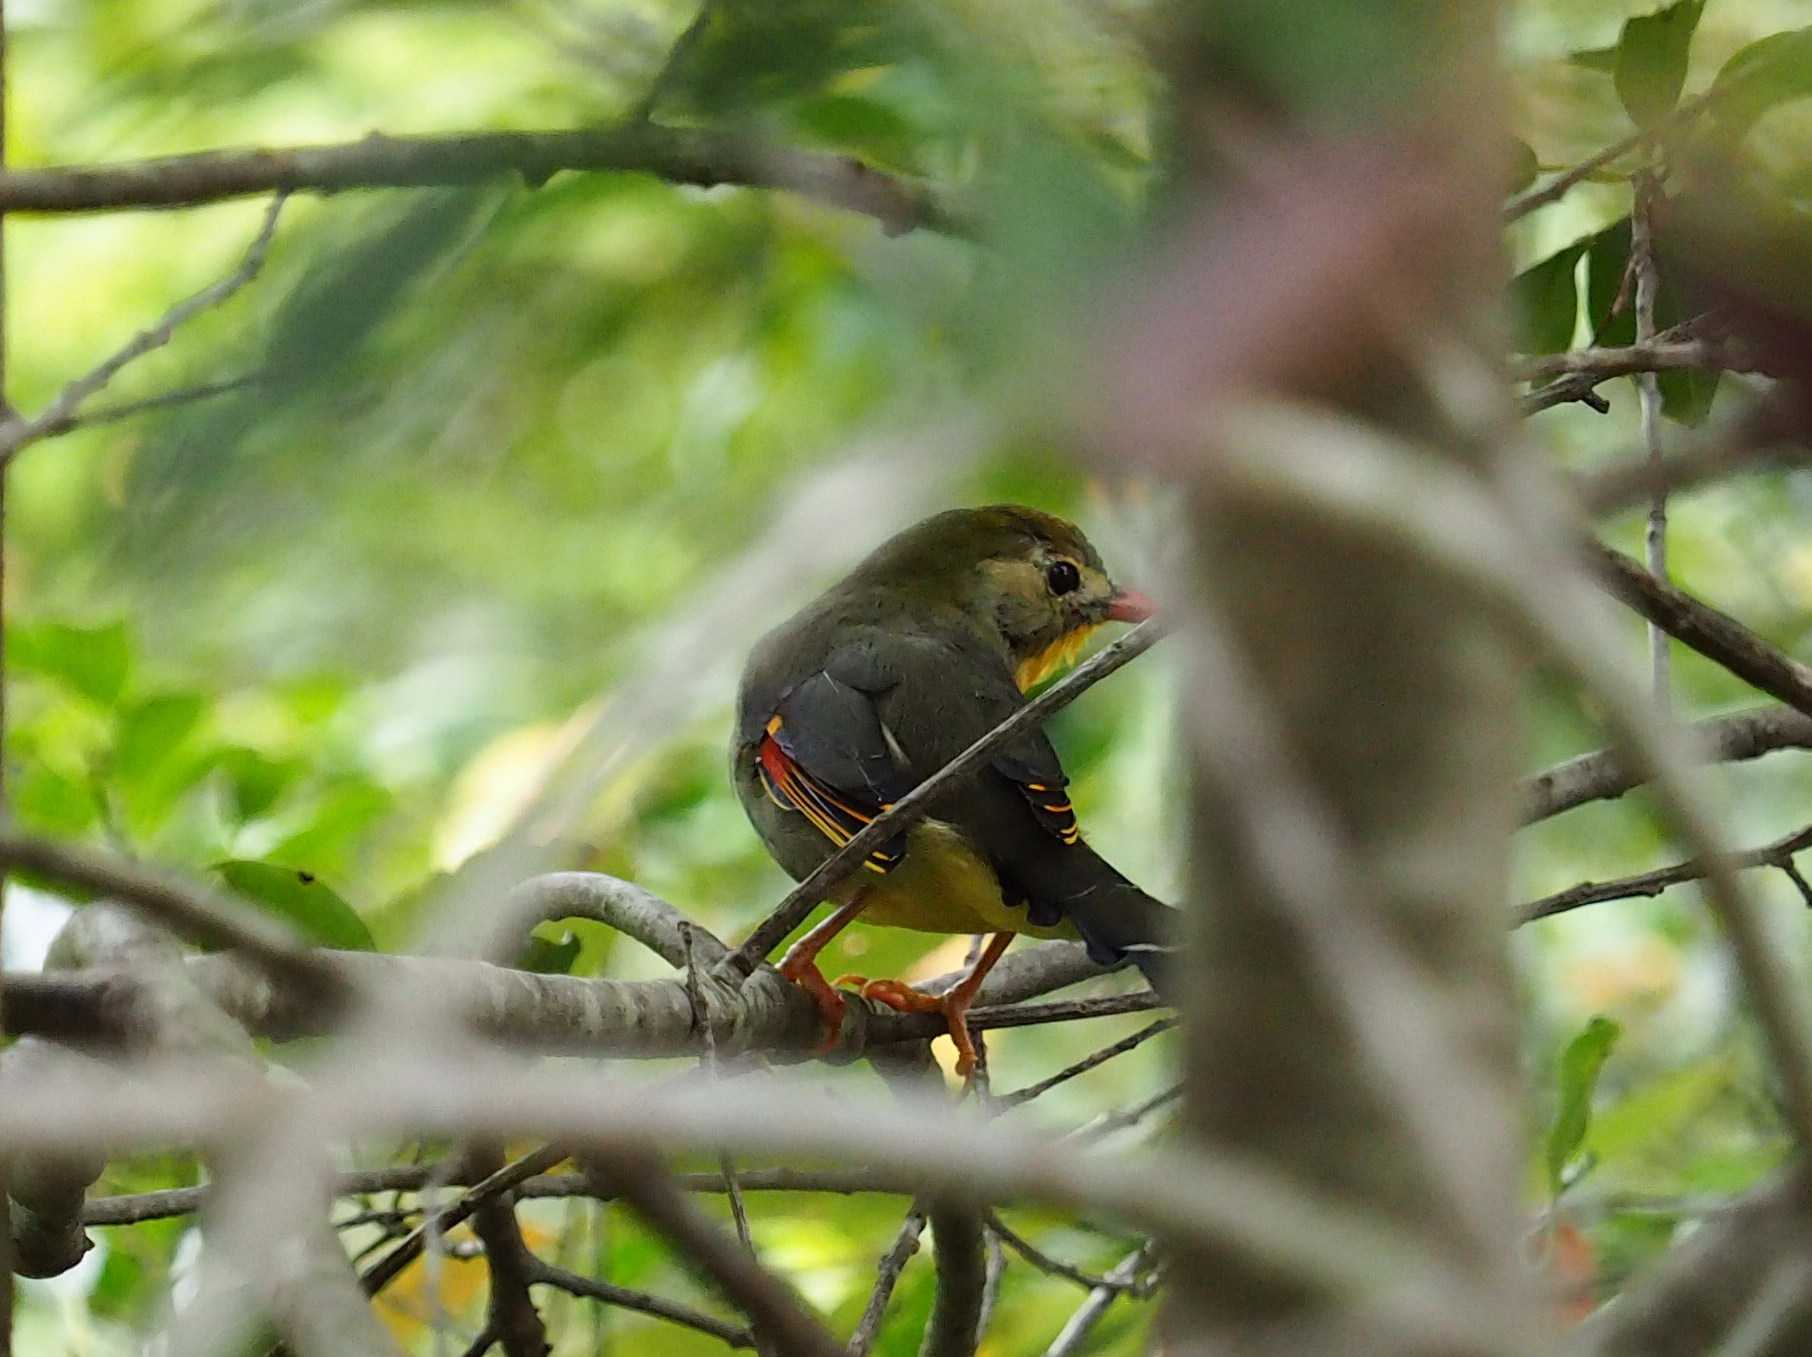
[0,125,966,236]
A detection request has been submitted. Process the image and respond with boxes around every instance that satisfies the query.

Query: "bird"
[731,503,1176,1077]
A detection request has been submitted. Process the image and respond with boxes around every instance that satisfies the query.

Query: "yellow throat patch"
[1014,623,1100,692]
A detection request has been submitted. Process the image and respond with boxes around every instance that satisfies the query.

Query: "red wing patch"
[758,734,904,875]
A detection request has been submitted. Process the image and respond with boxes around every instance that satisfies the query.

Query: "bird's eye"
[1045,561,1081,596]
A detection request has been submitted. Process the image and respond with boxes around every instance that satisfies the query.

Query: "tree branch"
[523,1257,754,1349]
[0,192,285,463]
[1588,542,1812,720]
[722,621,1164,979]
[582,1151,844,1357]
[848,1207,927,1357]
[0,125,966,236]
[1516,823,1812,925]
[465,1149,551,1357]
[1511,337,1762,386]
[1040,1243,1155,1357]
[918,1198,986,1357]
[1519,706,1812,824]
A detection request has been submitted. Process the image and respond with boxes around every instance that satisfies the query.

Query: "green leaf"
[212,859,375,951]
[1709,27,1812,140]
[11,619,132,706]
[519,930,583,975]
[212,746,301,822]
[1511,244,1584,354]
[1546,1015,1622,1198]
[12,762,101,835]
[1614,1,1704,128]
[114,692,206,785]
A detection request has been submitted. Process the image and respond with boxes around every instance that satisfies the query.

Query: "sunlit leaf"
[11,619,132,706]
[114,692,207,785]
[212,859,375,951]
[1709,27,1812,140]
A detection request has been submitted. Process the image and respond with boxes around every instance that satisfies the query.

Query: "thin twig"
[993,1019,1177,1110]
[1631,171,1670,711]
[983,1210,1136,1292]
[722,621,1164,979]
[1064,1085,1183,1142]
[583,1151,843,1357]
[1515,823,1812,925]
[361,1144,570,1298]
[0,193,285,463]
[1510,336,1757,385]
[55,371,268,431]
[1504,94,1711,222]
[847,1208,927,1357]
[1040,1243,1155,1357]
[525,1257,754,1349]
[683,923,755,1258]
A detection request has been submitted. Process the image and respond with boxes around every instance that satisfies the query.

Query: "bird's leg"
[776,898,867,1046]
[844,932,1015,1079]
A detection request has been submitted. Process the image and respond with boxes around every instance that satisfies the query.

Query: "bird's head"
[855,505,1154,691]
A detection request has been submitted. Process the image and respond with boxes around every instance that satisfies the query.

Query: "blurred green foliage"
[6,0,1812,1350]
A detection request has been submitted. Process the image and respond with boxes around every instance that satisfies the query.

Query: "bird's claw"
[835,975,981,1080]
[779,958,847,1054]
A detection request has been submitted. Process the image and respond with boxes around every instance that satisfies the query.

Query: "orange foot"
[779,956,848,1053]
[837,975,983,1079]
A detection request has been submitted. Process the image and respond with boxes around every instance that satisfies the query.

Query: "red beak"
[1106,587,1155,623]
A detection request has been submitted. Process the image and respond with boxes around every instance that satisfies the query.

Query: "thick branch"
[1588,542,1812,719]
[918,1198,986,1357]
[0,125,965,235]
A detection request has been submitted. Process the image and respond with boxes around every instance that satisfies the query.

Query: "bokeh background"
[5,0,1812,1350]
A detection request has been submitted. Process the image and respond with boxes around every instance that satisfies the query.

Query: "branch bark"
[0,125,966,235]
[1589,542,1812,719]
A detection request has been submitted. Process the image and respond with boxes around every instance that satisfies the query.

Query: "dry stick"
[52,370,266,432]
[0,124,964,236]
[583,1152,844,1357]
[1040,1243,1155,1357]
[993,1018,1177,1111]
[1588,542,1812,721]
[722,621,1164,979]
[0,193,285,463]
[1065,1085,1183,1142]
[847,1209,927,1357]
[1632,172,1671,711]
[1515,823,1812,926]
[524,1258,753,1349]
[1510,336,1758,386]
